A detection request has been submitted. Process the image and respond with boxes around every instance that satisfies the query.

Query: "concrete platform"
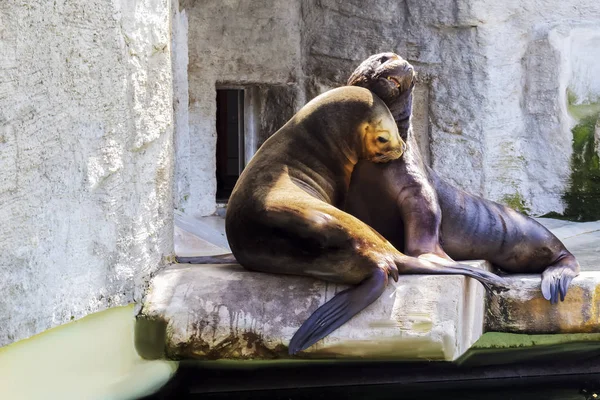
[138,215,600,362]
[484,219,600,334]
[486,271,600,333]
[139,261,489,361]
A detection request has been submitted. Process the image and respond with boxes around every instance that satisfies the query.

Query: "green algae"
[472,332,600,349]
[456,332,600,366]
[542,91,600,222]
[501,192,531,215]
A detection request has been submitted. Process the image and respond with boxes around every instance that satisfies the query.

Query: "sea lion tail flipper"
[288,268,388,355]
[541,255,580,304]
[176,253,237,264]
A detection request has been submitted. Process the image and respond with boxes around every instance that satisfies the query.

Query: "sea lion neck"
[285,120,360,207]
[395,117,411,140]
[388,90,413,141]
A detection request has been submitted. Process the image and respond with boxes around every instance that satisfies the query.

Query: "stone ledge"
[486,271,600,333]
[138,261,490,361]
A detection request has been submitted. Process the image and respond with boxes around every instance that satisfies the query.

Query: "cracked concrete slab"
[140,261,489,361]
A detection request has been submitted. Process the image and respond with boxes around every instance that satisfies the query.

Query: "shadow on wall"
[246,83,299,149]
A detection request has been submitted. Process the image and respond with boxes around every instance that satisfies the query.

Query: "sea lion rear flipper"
[288,268,388,355]
[398,255,510,294]
[176,253,237,264]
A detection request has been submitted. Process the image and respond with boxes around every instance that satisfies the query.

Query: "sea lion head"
[359,110,405,163]
[347,53,415,138]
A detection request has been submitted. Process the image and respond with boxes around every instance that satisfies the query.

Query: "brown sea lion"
[179,86,508,354]
[345,53,580,304]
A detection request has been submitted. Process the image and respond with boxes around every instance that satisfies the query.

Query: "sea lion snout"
[376,138,406,163]
[347,52,415,100]
[380,58,415,93]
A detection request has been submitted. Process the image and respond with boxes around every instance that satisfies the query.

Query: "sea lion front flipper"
[176,253,237,264]
[288,268,388,355]
[541,255,580,303]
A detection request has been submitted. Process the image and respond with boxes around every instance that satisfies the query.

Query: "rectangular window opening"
[216,89,245,202]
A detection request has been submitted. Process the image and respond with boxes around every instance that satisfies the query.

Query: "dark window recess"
[216,89,244,201]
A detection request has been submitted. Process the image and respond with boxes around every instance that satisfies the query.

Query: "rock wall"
[0,0,174,346]
[172,0,190,214]
[179,0,600,217]
[301,0,490,196]
[474,1,600,215]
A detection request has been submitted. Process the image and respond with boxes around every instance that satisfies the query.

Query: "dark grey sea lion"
[345,53,580,304]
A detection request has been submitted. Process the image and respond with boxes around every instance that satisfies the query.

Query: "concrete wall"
[172,0,191,214]
[179,0,600,217]
[0,0,174,346]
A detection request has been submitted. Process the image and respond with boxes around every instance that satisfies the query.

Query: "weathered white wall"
[176,0,600,217]
[0,0,174,346]
[473,1,600,215]
[180,0,303,217]
[565,28,600,106]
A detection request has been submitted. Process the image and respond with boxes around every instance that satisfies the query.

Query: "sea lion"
[179,86,508,354]
[345,52,580,304]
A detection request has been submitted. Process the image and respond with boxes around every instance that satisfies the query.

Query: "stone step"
[140,216,600,363]
[138,261,490,361]
[486,271,600,333]
[138,263,600,362]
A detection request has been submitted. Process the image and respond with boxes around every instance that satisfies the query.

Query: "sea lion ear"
[359,121,374,143]
[347,74,368,86]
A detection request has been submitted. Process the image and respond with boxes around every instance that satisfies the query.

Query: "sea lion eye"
[377,136,389,143]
